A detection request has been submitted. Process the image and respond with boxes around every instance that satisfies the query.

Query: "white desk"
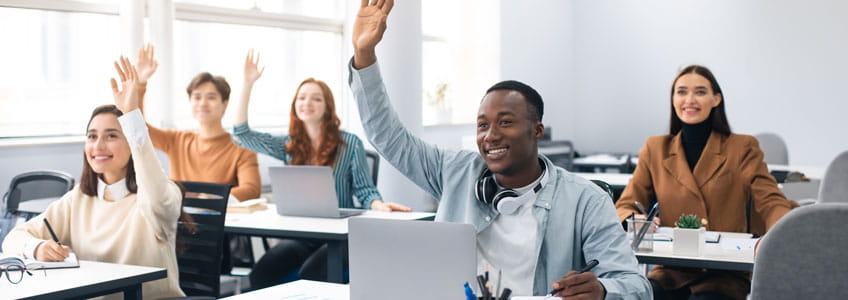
[221,279,348,299]
[15,197,60,215]
[634,231,755,272]
[575,172,632,188]
[225,205,436,283]
[2,260,166,300]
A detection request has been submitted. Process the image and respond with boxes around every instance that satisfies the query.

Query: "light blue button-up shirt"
[348,60,651,299]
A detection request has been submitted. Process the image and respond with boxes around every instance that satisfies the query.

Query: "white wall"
[571,0,848,165]
[500,0,577,142]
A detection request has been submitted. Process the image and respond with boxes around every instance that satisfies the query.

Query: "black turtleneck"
[680,121,712,170]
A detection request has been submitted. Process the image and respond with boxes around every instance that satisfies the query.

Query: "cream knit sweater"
[2,110,185,299]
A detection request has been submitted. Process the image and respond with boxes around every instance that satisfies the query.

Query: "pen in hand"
[548,259,600,296]
[43,218,61,246]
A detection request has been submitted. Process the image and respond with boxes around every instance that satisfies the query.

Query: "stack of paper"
[227,198,268,214]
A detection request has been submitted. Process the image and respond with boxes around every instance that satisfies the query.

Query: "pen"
[634,202,647,214]
[464,282,477,300]
[547,259,600,296]
[496,269,502,299]
[43,218,61,245]
[631,202,659,249]
[499,288,512,300]
[477,275,489,299]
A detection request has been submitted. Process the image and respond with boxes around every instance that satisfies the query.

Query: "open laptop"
[270,166,364,218]
[349,218,477,300]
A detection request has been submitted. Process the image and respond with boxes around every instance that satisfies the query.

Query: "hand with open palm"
[110,56,140,113]
[136,43,158,85]
[244,49,265,85]
[352,0,394,69]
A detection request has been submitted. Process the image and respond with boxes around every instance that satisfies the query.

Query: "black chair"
[3,170,74,220]
[538,140,575,171]
[364,150,380,185]
[590,180,615,200]
[175,181,231,298]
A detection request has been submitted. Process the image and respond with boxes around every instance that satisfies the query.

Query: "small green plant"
[675,214,702,229]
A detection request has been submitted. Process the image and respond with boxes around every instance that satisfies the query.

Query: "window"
[421,0,500,126]
[171,20,343,129]
[0,7,120,137]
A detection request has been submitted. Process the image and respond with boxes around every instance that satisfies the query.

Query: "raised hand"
[352,0,394,69]
[110,56,140,113]
[244,49,265,84]
[136,43,158,85]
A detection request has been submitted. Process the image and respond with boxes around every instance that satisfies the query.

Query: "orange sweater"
[138,85,261,201]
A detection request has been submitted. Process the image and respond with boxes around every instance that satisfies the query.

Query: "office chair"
[3,170,74,220]
[538,140,576,171]
[364,150,380,185]
[818,150,848,203]
[750,203,848,299]
[173,181,231,298]
[590,180,614,201]
[754,132,789,165]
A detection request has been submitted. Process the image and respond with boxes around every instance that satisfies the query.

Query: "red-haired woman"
[232,50,410,288]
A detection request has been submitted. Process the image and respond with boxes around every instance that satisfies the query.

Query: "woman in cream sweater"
[2,57,185,299]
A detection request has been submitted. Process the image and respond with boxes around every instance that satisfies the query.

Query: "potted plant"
[673,214,706,256]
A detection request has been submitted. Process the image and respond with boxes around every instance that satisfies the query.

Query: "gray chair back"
[364,150,380,185]
[818,150,848,203]
[754,132,789,165]
[750,203,848,299]
[538,140,575,171]
[3,170,75,219]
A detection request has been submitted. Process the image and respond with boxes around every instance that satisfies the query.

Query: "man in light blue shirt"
[348,1,651,299]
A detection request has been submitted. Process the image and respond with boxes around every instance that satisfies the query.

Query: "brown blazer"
[616,131,798,299]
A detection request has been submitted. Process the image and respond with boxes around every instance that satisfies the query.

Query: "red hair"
[286,78,343,166]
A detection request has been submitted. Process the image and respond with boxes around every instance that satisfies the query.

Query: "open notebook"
[1,251,80,270]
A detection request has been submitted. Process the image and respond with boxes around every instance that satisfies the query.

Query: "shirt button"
[485,216,491,222]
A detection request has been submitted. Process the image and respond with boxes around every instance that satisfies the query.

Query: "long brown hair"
[669,65,732,136]
[285,78,344,166]
[80,105,137,196]
[81,105,195,252]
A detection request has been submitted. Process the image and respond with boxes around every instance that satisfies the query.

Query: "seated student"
[133,44,260,202]
[232,49,411,288]
[2,57,185,299]
[614,65,798,300]
[347,1,651,298]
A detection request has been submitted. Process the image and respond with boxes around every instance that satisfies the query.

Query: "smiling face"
[673,73,722,125]
[476,90,543,179]
[293,82,328,125]
[189,81,228,124]
[85,113,131,184]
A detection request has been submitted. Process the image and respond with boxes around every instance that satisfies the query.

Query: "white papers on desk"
[653,227,721,243]
[719,238,758,251]
[574,154,628,165]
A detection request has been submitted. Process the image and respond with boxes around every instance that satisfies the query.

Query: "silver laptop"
[349,218,477,300]
[270,166,365,218]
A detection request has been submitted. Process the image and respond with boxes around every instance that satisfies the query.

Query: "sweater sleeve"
[741,137,798,231]
[1,189,76,259]
[230,149,262,201]
[119,109,182,242]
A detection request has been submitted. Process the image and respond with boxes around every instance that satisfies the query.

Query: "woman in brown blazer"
[615,65,798,300]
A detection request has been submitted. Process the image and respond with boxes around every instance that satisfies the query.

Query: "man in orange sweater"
[133,44,261,202]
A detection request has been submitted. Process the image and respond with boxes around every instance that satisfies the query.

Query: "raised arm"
[348,0,452,200]
[111,56,182,241]
[352,0,393,69]
[234,49,265,126]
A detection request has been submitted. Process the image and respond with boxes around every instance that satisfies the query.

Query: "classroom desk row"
[224,205,436,283]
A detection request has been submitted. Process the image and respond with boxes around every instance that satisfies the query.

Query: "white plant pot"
[673,227,705,256]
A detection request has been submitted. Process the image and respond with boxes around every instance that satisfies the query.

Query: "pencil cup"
[627,218,655,252]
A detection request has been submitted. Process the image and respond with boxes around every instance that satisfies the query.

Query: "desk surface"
[225,204,436,238]
[575,172,632,187]
[222,280,349,299]
[2,260,166,300]
[634,231,755,272]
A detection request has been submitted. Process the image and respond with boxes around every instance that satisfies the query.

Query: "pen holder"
[627,218,655,252]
